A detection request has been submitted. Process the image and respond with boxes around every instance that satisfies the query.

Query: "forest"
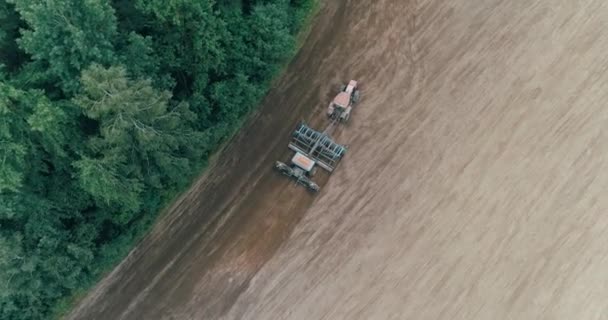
[0,0,315,318]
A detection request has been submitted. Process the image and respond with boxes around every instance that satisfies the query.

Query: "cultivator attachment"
[288,122,347,172]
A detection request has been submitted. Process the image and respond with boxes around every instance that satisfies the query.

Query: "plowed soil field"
[68,1,608,319]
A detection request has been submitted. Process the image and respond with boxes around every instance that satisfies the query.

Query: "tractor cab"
[331,92,351,110]
[327,80,360,122]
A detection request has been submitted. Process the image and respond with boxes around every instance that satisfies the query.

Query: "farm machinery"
[274,80,359,192]
[327,80,360,123]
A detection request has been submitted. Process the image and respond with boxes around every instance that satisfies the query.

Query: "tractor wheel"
[274,161,291,175]
[341,112,350,123]
[353,90,361,103]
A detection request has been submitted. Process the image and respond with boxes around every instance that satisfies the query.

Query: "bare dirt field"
[68,1,608,319]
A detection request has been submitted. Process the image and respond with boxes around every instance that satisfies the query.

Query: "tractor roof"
[333,92,351,108]
[292,152,315,172]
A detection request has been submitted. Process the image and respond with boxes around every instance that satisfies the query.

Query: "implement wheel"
[340,112,350,123]
[274,161,292,176]
[308,182,320,193]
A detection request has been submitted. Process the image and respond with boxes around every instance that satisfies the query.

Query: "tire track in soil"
[67,1,358,319]
[70,0,608,319]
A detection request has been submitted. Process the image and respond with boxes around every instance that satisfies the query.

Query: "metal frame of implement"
[288,122,347,173]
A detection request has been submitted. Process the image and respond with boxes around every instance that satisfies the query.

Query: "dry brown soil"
[68,1,608,319]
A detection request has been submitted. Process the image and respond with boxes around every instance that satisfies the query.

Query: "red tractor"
[327,80,360,123]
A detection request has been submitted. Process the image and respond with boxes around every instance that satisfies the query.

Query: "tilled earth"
[68,1,608,319]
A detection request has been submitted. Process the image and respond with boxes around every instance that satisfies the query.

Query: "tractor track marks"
[69,1,608,319]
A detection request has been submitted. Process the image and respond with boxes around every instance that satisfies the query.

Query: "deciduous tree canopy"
[0,0,315,318]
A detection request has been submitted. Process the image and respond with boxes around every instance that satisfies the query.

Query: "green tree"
[9,0,118,94]
[117,32,175,90]
[246,1,295,82]
[74,64,198,223]
[0,0,316,318]
[0,0,26,71]
[0,192,96,320]
[0,81,27,192]
[0,80,94,320]
[0,79,81,192]
[0,1,7,52]
[132,0,228,118]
